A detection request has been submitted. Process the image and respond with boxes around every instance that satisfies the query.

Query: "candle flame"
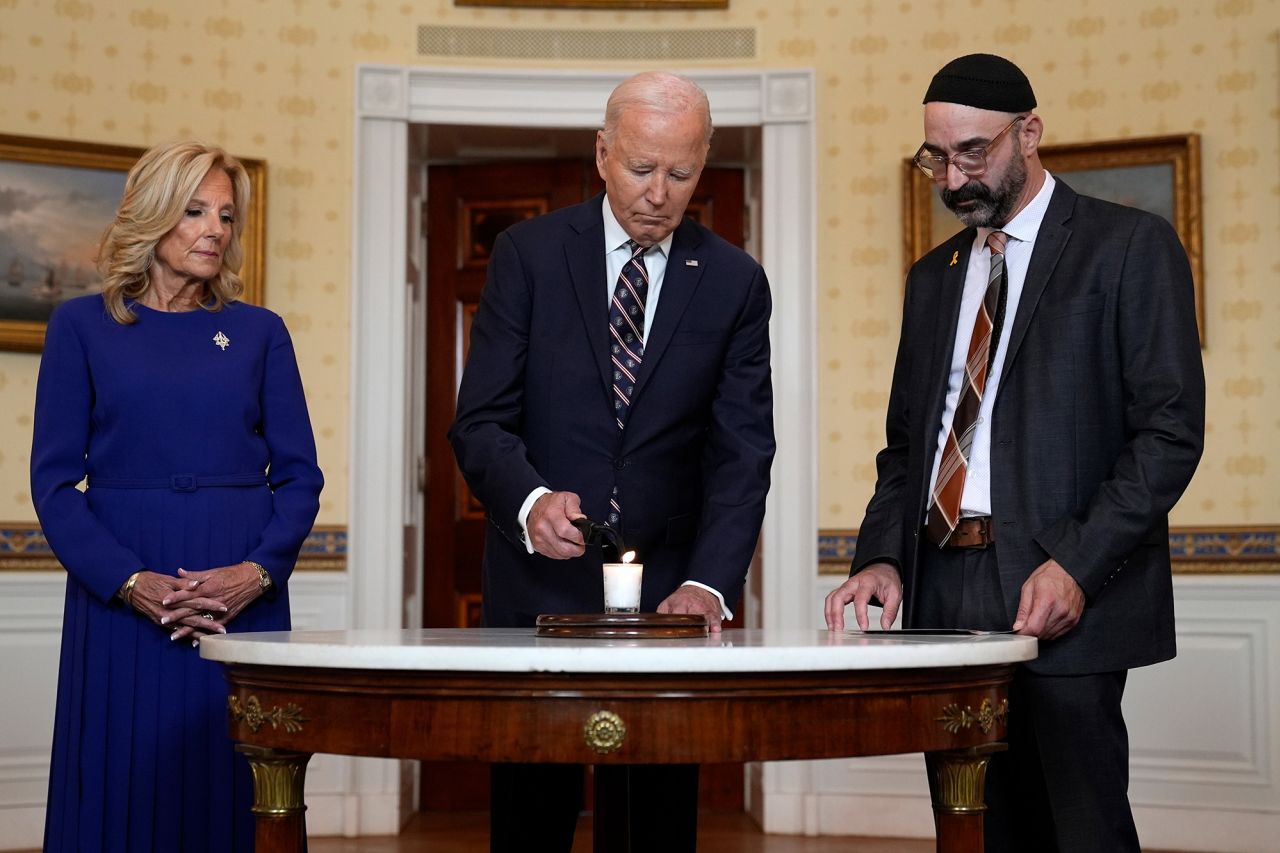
[621,550,636,564]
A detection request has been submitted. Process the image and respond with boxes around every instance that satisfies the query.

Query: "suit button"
[613,458,628,470]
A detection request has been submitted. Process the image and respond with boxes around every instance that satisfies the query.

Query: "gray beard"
[941,154,1027,228]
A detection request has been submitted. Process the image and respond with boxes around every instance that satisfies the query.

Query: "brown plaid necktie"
[925,230,1009,546]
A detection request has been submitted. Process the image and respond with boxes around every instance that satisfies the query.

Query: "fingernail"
[162,599,171,606]
[220,606,228,612]
[192,639,199,647]
[170,633,178,641]
[160,617,169,625]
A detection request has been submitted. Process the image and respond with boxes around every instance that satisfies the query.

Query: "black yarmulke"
[923,53,1036,112]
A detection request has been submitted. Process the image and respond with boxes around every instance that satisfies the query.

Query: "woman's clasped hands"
[127,562,265,646]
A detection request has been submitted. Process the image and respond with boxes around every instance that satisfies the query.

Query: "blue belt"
[87,473,268,493]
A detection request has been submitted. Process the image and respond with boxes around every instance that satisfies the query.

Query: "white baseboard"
[761,791,1280,853]
[0,806,43,851]
[1132,804,1280,853]
[304,790,405,838]
[759,791,933,838]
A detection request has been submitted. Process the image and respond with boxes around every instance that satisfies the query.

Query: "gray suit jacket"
[853,180,1205,675]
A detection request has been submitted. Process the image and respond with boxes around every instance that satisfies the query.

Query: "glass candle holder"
[602,558,642,614]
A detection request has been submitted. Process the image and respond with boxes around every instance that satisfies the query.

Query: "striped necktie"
[925,230,1009,547]
[608,240,649,526]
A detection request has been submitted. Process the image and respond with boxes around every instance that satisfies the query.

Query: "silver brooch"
[213,331,230,351]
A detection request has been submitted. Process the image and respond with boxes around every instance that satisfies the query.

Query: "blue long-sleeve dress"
[31,294,323,852]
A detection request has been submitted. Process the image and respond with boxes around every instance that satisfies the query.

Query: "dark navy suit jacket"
[450,195,775,627]
[852,180,1205,675]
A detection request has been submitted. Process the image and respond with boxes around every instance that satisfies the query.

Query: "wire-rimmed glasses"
[912,116,1026,180]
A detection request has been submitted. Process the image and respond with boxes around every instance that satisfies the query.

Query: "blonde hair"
[97,140,251,324]
[602,72,713,147]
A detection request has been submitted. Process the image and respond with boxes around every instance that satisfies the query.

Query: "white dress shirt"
[516,199,729,616]
[927,173,1057,518]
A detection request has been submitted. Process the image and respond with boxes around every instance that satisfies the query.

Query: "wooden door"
[422,158,747,812]
[424,161,589,634]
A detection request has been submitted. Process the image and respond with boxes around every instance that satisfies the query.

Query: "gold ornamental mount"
[228,694,309,734]
[583,710,627,753]
[936,698,1009,734]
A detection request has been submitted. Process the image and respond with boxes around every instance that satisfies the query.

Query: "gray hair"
[602,72,714,146]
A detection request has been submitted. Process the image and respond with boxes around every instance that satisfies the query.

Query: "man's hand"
[657,585,724,633]
[526,491,587,559]
[1012,558,1085,641]
[824,562,902,631]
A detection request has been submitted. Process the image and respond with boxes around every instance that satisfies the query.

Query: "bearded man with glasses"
[825,54,1204,852]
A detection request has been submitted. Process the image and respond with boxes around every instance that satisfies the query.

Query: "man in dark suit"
[824,54,1204,852]
[450,71,775,852]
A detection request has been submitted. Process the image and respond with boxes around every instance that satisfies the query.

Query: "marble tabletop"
[201,628,1036,673]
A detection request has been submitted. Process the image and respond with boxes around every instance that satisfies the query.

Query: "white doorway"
[347,64,818,835]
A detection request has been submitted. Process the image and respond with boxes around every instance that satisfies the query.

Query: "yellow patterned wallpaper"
[0,0,1275,530]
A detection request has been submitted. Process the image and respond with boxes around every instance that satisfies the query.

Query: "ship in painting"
[32,265,62,302]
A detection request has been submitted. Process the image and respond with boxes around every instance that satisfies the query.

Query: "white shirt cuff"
[681,580,732,621]
[516,487,553,555]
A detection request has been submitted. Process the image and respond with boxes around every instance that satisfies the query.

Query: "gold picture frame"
[0,133,266,353]
[903,134,1204,343]
[456,0,727,8]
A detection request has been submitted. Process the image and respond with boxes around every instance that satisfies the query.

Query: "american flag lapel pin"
[685,259,699,267]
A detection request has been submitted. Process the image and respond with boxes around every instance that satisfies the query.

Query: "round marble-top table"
[202,628,1036,853]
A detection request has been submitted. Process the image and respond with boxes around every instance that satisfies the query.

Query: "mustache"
[941,181,998,210]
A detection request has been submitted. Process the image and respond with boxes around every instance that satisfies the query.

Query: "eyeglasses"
[912,116,1026,180]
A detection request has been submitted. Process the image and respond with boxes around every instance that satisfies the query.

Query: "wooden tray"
[534,613,709,639]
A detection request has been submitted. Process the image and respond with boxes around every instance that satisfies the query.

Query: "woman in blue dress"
[31,140,323,852]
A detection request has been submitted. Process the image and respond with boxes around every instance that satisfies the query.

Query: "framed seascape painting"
[0,134,266,352]
[903,134,1204,343]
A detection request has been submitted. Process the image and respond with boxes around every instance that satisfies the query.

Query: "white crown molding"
[354,64,813,129]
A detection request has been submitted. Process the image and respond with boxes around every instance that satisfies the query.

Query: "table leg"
[238,744,312,853]
[927,744,1005,853]
[592,765,630,852]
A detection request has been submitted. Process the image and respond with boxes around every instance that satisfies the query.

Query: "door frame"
[349,64,818,833]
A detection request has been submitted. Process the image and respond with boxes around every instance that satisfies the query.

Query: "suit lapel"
[919,233,974,457]
[628,218,705,404]
[1002,181,1075,375]
[564,199,613,406]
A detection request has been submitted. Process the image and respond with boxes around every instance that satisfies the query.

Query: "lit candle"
[602,550,643,614]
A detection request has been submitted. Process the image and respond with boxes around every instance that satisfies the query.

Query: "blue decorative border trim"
[1168,529,1278,559]
[1,523,348,570]
[0,525,46,557]
[5,523,1275,574]
[298,526,348,562]
[817,531,859,563]
[818,527,1279,574]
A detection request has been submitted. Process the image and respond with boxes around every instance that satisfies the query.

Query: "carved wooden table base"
[223,662,1019,852]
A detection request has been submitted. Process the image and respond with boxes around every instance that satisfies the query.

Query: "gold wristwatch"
[245,560,273,593]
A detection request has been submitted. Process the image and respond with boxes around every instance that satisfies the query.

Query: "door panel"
[424,161,586,634]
